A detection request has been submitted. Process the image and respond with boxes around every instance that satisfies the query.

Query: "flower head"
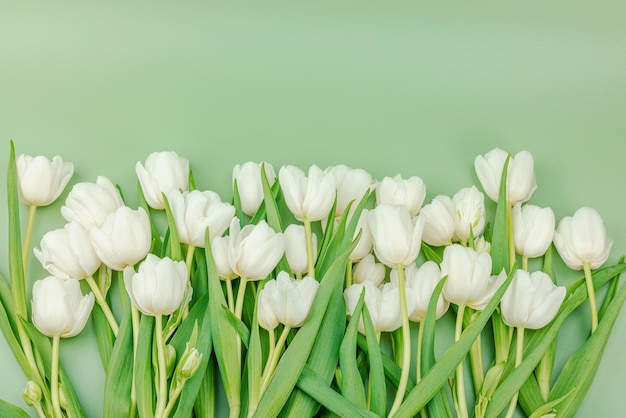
[16,154,74,206]
[284,224,317,275]
[136,151,189,210]
[232,161,276,217]
[367,204,424,267]
[61,176,124,229]
[375,174,426,217]
[474,148,537,204]
[228,218,285,280]
[279,164,336,222]
[512,203,555,258]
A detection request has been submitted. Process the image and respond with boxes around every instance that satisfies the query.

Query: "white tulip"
[228,218,285,280]
[257,272,320,329]
[352,254,385,287]
[232,161,276,217]
[452,186,486,243]
[325,164,372,217]
[211,235,238,280]
[61,176,124,229]
[349,209,373,262]
[279,164,336,222]
[421,195,456,246]
[16,154,73,207]
[376,174,426,217]
[512,203,555,259]
[136,151,189,210]
[474,148,537,205]
[392,262,449,322]
[284,224,317,275]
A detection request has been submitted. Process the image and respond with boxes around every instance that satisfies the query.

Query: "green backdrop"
[1,2,625,417]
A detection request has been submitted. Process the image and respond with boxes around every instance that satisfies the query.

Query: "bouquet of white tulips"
[1,140,624,418]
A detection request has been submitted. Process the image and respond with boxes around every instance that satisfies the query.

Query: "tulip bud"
[349,209,373,262]
[325,164,372,217]
[165,344,177,378]
[136,151,189,210]
[124,254,188,316]
[257,272,320,328]
[420,195,456,246]
[211,236,237,280]
[228,218,285,281]
[178,347,202,380]
[392,262,449,322]
[375,174,426,217]
[501,270,566,329]
[474,148,537,204]
[233,161,276,216]
[353,254,385,287]
[22,381,42,407]
[61,176,124,229]
[31,276,95,338]
[553,207,613,270]
[279,164,336,222]
[257,289,279,330]
[167,189,235,247]
[512,203,555,259]
[473,236,491,253]
[284,224,317,275]
[90,206,151,271]
[34,222,101,280]
[452,186,486,242]
[16,154,74,206]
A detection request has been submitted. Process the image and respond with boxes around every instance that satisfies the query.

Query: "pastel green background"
[1,2,625,416]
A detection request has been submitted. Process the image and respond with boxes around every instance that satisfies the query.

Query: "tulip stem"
[345,261,353,289]
[130,305,141,417]
[389,264,411,417]
[154,315,168,417]
[583,262,599,333]
[234,278,248,362]
[454,304,469,418]
[51,335,62,418]
[22,204,37,274]
[504,327,525,418]
[85,275,119,336]
[506,202,515,270]
[226,278,235,312]
[260,325,291,396]
[522,256,528,272]
[303,217,316,278]
[416,321,424,383]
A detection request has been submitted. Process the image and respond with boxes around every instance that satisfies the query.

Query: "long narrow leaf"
[0,399,30,418]
[103,309,134,418]
[93,303,115,369]
[7,140,26,318]
[339,289,367,408]
[362,303,386,417]
[135,315,155,418]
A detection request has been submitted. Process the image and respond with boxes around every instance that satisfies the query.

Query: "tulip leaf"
[362,302,386,417]
[295,365,378,418]
[484,263,626,418]
[527,389,574,418]
[518,375,545,414]
[0,297,30,379]
[391,266,516,418]
[244,280,263,418]
[103,309,134,418]
[421,276,453,418]
[421,242,443,264]
[339,289,367,409]
[232,179,246,224]
[0,272,17,333]
[137,180,162,256]
[260,161,291,274]
[193,355,216,418]
[162,193,183,262]
[220,304,250,349]
[135,315,156,418]
[7,141,27,319]
[249,174,281,226]
[490,154,511,275]
[0,399,30,418]
[93,302,115,369]
[598,256,624,321]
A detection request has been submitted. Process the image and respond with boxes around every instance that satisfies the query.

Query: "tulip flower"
[367,204,424,268]
[167,189,235,247]
[392,262,449,323]
[284,224,317,275]
[90,206,152,271]
[228,218,285,281]
[211,235,238,280]
[16,154,74,207]
[376,174,426,217]
[420,195,456,246]
[474,148,537,205]
[31,276,94,338]
[232,161,276,216]
[512,203,555,267]
[352,254,385,287]
[325,164,372,217]
[553,206,613,332]
[452,186,486,244]
[123,254,189,316]
[348,209,374,262]
[61,176,124,229]
[279,164,336,222]
[34,222,101,280]
[501,270,565,330]
[136,151,190,210]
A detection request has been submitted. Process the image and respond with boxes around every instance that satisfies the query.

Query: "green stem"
[85,275,119,336]
[583,262,598,333]
[185,245,195,276]
[504,327,525,418]
[162,383,185,417]
[522,256,528,272]
[234,278,248,363]
[226,278,235,312]
[130,305,140,417]
[388,264,412,417]
[454,304,469,418]
[154,315,167,417]
[34,403,46,418]
[22,204,37,274]
[51,335,62,418]
[416,321,424,383]
[303,217,316,278]
[260,326,291,396]
[469,310,484,393]
[506,202,515,270]
[345,260,353,289]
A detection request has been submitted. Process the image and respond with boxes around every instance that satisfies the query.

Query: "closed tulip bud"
[473,236,491,253]
[376,174,426,217]
[344,281,416,333]
[233,161,276,217]
[178,347,202,380]
[136,151,189,210]
[553,207,613,270]
[31,276,94,338]
[16,154,74,206]
[349,209,373,262]
[452,186,486,242]
[353,254,385,287]
[90,206,151,270]
[512,203,555,258]
[228,218,285,280]
[165,344,177,378]
[501,270,566,329]
[211,236,237,280]
[257,288,280,330]
[474,148,537,205]
[22,381,42,408]
[257,272,320,329]
[34,222,101,280]
[441,244,502,310]
[124,254,188,316]
[61,176,124,229]
[325,164,373,217]
[167,189,235,247]
[279,164,336,222]
[421,195,456,246]
[367,204,424,268]
[284,224,317,275]
[392,262,449,322]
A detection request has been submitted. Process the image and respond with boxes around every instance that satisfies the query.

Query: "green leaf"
[221,304,250,349]
[0,399,30,418]
[362,303,386,417]
[528,389,574,418]
[135,315,156,418]
[7,140,27,318]
[259,162,291,273]
[421,242,443,264]
[193,355,216,418]
[339,289,367,408]
[93,303,115,369]
[232,179,245,224]
[245,281,263,418]
[0,284,29,374]
[162,193,183,261]
[356,334,415,395]
[103,309,134,418]
[391,266,516,418]
[490,154,511,275]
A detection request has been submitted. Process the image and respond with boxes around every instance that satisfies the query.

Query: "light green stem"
[51,335,62,418]
[130,305,141,417]
[303,216,316,278]
[22,204,37,274]
[185,245,195,276]
[469,312,484,393]
[260,326,291,396]
[226,278,235,312]
[234,278,248,363]
[504,327,525,418]
[506,202,515,270]
[34,403,46,418]
[162,383,185,417]
[522,256,528,272]
[388,264,411,417]
[345,261,353,289]
[583,262,598,333]
[416,321,424,383]
[154,315,167,417]
[85,275,119,336]
[454,304,469,418]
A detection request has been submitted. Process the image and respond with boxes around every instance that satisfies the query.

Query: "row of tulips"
[1,141,624,418]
